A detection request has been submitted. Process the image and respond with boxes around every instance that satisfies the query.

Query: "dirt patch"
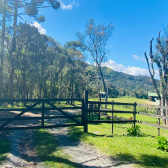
[142,100,156,105]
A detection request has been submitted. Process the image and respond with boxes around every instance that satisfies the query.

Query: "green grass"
[0,139,10,165]
[67,97,168,167]
[35,129,81,168]
[69,121,168,168]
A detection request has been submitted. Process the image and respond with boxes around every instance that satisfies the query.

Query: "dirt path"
[1,129,45,168]
[47,111,135,168]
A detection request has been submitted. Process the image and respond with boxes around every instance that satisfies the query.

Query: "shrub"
[157,136,168,151]
[127,125,142,137]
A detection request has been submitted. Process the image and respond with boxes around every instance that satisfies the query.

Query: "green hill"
[86,65,159,98]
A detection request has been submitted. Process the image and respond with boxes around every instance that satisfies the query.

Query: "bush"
[127,125,142,137]
[157,136,168,151]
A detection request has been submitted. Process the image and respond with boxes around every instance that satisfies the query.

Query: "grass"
[35,129,81,168]
[0,138,10,165]
[69,122,168,168]
[67,97,168,168]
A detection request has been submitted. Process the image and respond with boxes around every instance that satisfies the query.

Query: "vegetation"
[77,19,114,100]
[157,136,168,152]
[69,123,168,168]
[144,30,168,116]
[0,138,10,164]
[35,129,80,168]
[127,125,142,137]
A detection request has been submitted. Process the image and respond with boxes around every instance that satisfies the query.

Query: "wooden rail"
[137,104,168,136]
[83,90,137,134]
[0,99,83,131]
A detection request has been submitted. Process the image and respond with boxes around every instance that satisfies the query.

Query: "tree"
[5,0,60,99]
[144,31,168,124]
[77,18,114,102]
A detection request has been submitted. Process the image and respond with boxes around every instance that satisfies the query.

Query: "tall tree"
[144,31,168,124]
[7,0,60,99]
[77,18,114,101]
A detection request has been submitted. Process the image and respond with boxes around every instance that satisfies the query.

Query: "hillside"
[87,65,159,95]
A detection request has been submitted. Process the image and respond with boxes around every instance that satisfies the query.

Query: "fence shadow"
[115,153,168,167]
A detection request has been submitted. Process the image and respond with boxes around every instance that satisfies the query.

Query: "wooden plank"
[137,120,168,131]
[88,120,136,124]
[84,90,88,133]
[0,98,83,102]
[89,109,135,113]
[41,101,44,127]
[88,101,135,106]
[0,101,41,128]
[133,102,136,127]
[112,100,114,134]
[0,124,81,131]
[138,112,168,120]
[45,101,81,125]
[137,104,168,110]
[0,115,82,121]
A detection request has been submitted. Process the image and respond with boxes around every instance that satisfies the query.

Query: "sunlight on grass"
[69,123,168,168]
[35,129,81,168]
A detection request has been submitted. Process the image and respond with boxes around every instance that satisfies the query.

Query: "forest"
[0,22,158,100]
[0,0,158,100]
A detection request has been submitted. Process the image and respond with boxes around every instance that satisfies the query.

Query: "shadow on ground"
[116,153,168,167]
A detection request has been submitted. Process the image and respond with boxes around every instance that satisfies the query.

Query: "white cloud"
[132,54,145,62]
[101,59,159,78]
[60,2,73,10]
[30,21,46,35]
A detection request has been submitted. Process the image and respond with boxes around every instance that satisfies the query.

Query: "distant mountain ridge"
[101,66,159,92]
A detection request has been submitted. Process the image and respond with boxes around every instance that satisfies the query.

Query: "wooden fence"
[83,91,137,133]
[137,104,168,136]
[0,98,83,130]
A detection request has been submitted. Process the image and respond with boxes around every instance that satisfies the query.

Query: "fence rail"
[0,99,83,131]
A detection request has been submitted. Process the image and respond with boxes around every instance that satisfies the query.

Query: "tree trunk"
[0,0,6,99]
[9,0,18,99]
[98,64,107,100]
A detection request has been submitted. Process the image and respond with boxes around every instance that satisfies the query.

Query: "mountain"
[86,65,159,95]
[101,67,159,92]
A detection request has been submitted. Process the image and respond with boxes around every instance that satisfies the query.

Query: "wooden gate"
[0,98,84,131]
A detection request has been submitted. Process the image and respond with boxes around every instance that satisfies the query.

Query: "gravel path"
[47,111,135,168]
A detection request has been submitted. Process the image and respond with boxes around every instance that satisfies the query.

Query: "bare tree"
[144,31,168,125]
[77,18,114,101]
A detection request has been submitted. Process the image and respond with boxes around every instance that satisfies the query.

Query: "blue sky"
[25,0,168,77]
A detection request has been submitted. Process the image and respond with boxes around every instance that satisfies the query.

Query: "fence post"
[158,117,160,136]
[112,100,114,134]
[84,90,88,133]
[133,102,137,128]
[42,100,45,127]
[82,99,85,126]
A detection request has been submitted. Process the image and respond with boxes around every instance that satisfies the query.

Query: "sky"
[24,0,168,78]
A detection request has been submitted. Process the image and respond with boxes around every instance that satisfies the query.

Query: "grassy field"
[68,97,168,168]
[69,122,168,168]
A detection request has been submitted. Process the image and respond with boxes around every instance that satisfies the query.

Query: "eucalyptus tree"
[76,18,114,102]
[65,41,86,101]
[0,0,12,99]
[6,0,60,98]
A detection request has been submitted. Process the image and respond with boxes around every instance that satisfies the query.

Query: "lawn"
[68,97,168,168]
[69,122,168,168]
